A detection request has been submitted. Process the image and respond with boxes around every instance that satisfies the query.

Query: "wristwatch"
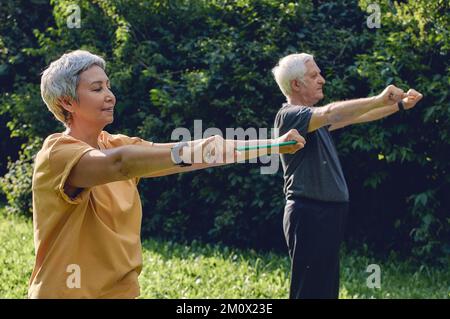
[397,100,405,111]
[170,142,192,167]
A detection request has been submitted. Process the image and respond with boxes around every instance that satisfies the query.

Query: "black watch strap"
[397,100,405,111]
[171,142,193,167]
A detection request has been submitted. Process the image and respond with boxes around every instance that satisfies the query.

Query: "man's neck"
[287,96,312,107]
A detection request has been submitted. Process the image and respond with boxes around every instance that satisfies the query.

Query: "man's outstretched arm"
[307,85,408,133]
[328,88,423,131]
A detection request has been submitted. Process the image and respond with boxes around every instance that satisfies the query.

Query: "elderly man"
[272,53,423,299]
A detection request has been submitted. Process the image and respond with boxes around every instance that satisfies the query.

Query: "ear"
[290,79,302,93]
[58,96,75,113]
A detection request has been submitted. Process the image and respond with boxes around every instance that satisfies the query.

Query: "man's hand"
[273,129,306,154]
[376,84,407,106]
[403,89,423,110]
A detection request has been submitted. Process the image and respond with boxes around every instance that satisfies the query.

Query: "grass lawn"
[0,209,448,298]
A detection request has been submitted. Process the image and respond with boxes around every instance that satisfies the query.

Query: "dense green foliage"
[0,210,448,298]
[0,0,448,264]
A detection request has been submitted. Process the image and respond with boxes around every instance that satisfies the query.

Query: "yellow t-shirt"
[29,131,153,298]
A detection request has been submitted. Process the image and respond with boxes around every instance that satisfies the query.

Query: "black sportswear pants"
[283,197,349,299]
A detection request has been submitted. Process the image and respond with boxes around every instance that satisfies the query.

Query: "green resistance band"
[236,140,297,152]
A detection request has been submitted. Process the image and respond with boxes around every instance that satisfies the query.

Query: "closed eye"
[93,86,112,92]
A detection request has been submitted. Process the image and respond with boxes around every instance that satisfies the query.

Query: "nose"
[105,88,115,102]
[319,74,325,85]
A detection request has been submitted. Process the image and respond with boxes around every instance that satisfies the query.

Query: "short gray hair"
[272,53,314,97]
[40,50,106,126]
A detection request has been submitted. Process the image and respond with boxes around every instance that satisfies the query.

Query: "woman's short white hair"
[40,50,106,126]
[272,53,314,97]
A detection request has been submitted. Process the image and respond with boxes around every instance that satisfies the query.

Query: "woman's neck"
[64,123,103,149]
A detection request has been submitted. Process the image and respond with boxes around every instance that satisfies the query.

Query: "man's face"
[70,65,116,126]
[298,59,326,105]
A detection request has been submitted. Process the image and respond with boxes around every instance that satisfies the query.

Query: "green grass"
[0,209,448,298]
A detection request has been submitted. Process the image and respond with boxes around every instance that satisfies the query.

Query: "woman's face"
[69,65,116,127]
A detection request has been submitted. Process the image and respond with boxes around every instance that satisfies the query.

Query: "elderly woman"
[29,50,305,298]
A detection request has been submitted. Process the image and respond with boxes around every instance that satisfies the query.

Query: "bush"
[0,138,42,216]
[0,0,448,264]
[341,0,450,264]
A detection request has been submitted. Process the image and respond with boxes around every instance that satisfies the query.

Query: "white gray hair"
[40,50,106,126]
[271,53,314,97]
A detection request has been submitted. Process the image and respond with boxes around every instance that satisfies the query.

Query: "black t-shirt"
[274,103,349,202]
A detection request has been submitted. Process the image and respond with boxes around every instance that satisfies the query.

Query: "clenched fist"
[402,89,423,110]
[202,135,237,164]
[273,129,306,154]
[377,84,407,105]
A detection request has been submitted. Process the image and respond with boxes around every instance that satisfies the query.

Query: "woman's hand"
[182,129,306,165]
[203,135,239,164]
[181,135,238,164]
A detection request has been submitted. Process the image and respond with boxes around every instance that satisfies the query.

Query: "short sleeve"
[100,132,154,185]
[123,135,154,147]
[102,132,154,148]
[48,137,96,205]
[276,106,313,138]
